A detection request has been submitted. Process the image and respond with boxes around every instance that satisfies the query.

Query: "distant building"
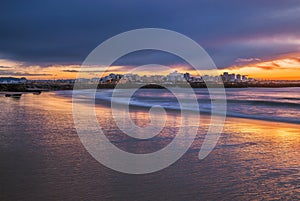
[167,70,184,82]
[236,74,241,81]
[109,73,116,79]
[68,70,252,85]
[77,78,89,83]
[118,77,128,84]
[0,77,27,84]
[229,73,236,82]
[183,72,190,81]
[91,78,100,83]
[222,72,229,82]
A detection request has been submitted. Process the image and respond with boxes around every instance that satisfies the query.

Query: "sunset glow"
[1,52,300,80]
[225,53,300,80]
[1,1,300,200]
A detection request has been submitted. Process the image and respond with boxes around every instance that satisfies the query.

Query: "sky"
[0,0,300,80]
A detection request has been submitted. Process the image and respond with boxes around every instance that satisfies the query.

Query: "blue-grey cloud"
[0,66,12,69]
[0,0,300,69]
[0,70,52,76]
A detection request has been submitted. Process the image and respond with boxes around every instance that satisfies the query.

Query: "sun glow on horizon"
[225,53,300,80]
[0,52,300,80]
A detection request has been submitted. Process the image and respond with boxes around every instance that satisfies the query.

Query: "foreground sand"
[1,92,299,200]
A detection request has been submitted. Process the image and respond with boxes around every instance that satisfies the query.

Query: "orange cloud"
[1,52,300,80]
[225,52,300,80]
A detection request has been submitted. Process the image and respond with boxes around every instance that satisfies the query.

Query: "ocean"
[64,87,300,124]
[1,88,299,200]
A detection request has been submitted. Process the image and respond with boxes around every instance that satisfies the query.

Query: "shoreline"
[54,90,300,126]
[1,82,300,92]
[49,90,300,128]
[94,97,300,126]
[2,89,299,126]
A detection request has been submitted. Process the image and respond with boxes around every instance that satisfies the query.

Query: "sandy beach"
[0,92,299,200]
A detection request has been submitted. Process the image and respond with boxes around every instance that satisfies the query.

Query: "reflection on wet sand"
[0,92,299,200]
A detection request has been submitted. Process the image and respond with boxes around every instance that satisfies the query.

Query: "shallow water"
[60,87,300,124]
[0,91,299,200]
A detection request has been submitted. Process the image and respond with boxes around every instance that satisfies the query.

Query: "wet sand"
[0,92,299,200]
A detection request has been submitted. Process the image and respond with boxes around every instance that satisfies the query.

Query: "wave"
[92,92,300,124]
[128,98,300,108]
[226,99,300,108]
[62,89,300,124]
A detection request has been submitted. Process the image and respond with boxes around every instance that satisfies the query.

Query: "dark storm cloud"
[61,69,105,73]
[112,50,190,67]
[0,66,11,69]
[0,70,52,76]
[62,70,79,73]
[0,0,300,68]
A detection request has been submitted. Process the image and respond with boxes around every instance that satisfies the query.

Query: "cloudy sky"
[0,0,300,79]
